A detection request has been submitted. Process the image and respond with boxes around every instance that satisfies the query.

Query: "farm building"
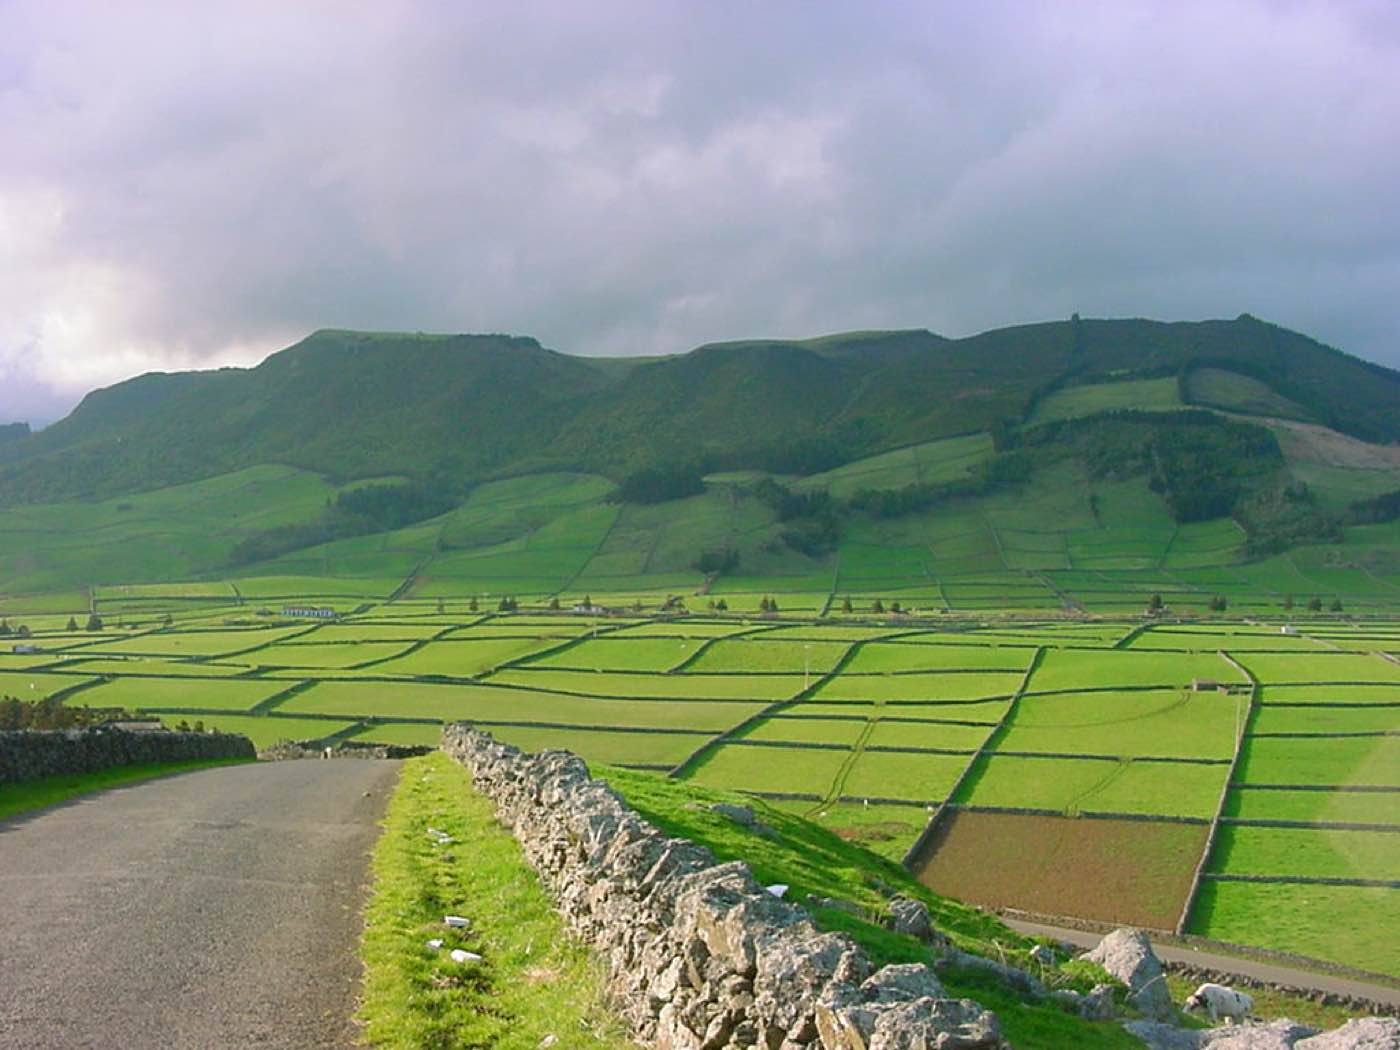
[282,606,337,620]
[11,643,39,654]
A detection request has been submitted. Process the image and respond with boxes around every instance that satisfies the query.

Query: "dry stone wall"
[0,726,255,783]
[442,724,1006,1050]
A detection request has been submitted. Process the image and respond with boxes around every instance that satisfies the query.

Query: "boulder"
[1295,1018,1400,1050]
[889,896,939,943]
[1084,928,1173,1021]
[1124,1019,1324,1050]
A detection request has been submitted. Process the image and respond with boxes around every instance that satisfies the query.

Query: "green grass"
[0,757,252,822]
[0,671,94,701]
[842,751,974,802]
[77,627,309,659]
[1187,367,1312,420]
[1209,824,1399,880]
[790,800,931,862]
[842,643,1031,674]
[256,641,414,669]
[346,722,444,747]
[1032,377,1183,424]
[1256,683,1400,704]
[1235,736,1400,786]
[1223,788,1400,824]
[488,669,805,701]
[1236,652,1400,684]
[1189,881,1399,978]
[864,721,994,751]
[155,713,357,748]
[528,638,706,672]
[483,726,704,766]
[999,689,1240,760]
[1251,704,1399,734]
[684,638,850,674]
[814,672,1023,702]
[357,753,636,1049]
[369,638,558,676]
[958,755,1226,819]
[77,676,289,713]
[685,743,849,796]
[1026,650,1245,691]
[739,717,869,746]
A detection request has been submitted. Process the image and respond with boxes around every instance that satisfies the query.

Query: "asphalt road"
[1005,918,1400,1011]
[0,760,399,1049]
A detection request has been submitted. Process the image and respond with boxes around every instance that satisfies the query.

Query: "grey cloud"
[1,0,1396,423]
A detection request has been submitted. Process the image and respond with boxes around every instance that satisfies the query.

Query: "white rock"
[444,915,470,927]
[449,949,483,964]
[765,883,789,899]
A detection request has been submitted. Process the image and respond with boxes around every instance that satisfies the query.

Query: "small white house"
[1280,625,1297,636]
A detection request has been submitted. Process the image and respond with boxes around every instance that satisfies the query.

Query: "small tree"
[1208,595,1227,613]
[0,620,9,636]
[583,595,593,608]
[890,600,903,614]
[769,597,779,613]
[549,596,561,610]
[1147,594,1163,615]
[872,599,885,614]
[841,596,853,614]
[1329,598,1343,612]
[1306,596,1323,612]
[162,613,174,627]
[16,624,31,638]
[714,598,728,611]
[1282,595,1294,611]
[66,616,79,632]
[468,595,479,612]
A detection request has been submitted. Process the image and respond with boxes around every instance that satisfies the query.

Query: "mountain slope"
[2,315,1395,508]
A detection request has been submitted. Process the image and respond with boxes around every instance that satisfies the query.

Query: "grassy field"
[7,575,1399,976]
[358,753,634,1049]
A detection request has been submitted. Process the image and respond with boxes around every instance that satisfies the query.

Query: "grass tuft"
[357,752,636,1049]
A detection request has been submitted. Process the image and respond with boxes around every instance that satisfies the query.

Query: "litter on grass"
[444,915,470,928]
[449,949,483,964]
[426,938,444,950]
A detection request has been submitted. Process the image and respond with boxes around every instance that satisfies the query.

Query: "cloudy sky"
[2,1,1397,423]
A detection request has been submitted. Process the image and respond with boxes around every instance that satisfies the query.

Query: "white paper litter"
[444,915,470,927]
[765,884,789,899]
[449,949,483,964]
[426,938,443,949]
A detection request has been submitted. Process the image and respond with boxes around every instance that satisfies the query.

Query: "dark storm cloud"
[1,0,1397,421]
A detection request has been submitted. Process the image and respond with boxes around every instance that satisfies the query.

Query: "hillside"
[2,315,1396,509]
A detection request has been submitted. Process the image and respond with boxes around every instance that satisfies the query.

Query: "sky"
[1,1,1397,424]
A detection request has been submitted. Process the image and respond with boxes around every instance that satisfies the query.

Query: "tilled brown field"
[914,810,1208,930]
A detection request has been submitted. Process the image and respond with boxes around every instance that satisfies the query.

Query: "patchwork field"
[2,586,1397,976]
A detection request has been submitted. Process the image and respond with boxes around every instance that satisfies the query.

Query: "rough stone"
[1295,1018,1400,1050]
[1,726,254,782]
[441,724,1009,1050]
[1084,927,1173,1021]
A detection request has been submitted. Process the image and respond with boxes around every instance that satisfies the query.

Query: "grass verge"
[357,752,636,1049]
[0,757,251,822]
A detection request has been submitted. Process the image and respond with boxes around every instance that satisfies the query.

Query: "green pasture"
[486,725,704,767]
[739,717,869,746]
[255,641,413,669]
[792,432,993,499]
[685,638,849,674]
[686,743,849,796]
[1223,788,1400,824]
[1131,627,1334,651]
[59,658,253,678]
[1258,683,1400,704]
[80,676,288,712]
[371,638,566,676]
[0,671,91,701]
[1236,652,1400,684]
[957,754,1226,819]
[998,689,1240,760]
[156,713,357,749]
[607,621,761,639]
[1187,367,1312,420]
[814,672,1023,702]
[527,637,706,672]
[793,800,930,862]
[1189,881,1398,978]
[843,751,974,802]
[842,642,1031,674]
[1026,649,1244,692]
[487,668,805,701]
[344,722,444,747]
[1251,704,1399,734]
[1236,736,1400,787]
[1031,377,1183,424]
[288,623,445,642]
[760,624,907,642]
[279,679,763,731]
[1209,824,1399,881]
[77,626,310,659]
[865,721,994,751]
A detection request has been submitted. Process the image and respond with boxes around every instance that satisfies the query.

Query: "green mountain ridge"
[2,315,1395,509]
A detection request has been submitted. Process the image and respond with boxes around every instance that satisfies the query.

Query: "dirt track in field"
[914,809,1207,930]
[0,760,397,1049]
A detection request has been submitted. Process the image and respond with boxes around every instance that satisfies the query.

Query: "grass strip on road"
[357,752,636,1049]
[0,757,251,822]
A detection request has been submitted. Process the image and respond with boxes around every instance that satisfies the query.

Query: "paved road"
[0,760,399,1049]
[1005,919,1400,1011]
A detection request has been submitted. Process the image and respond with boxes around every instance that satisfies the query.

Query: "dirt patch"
[1265,418,1400,471]
[914,810,1207,930]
